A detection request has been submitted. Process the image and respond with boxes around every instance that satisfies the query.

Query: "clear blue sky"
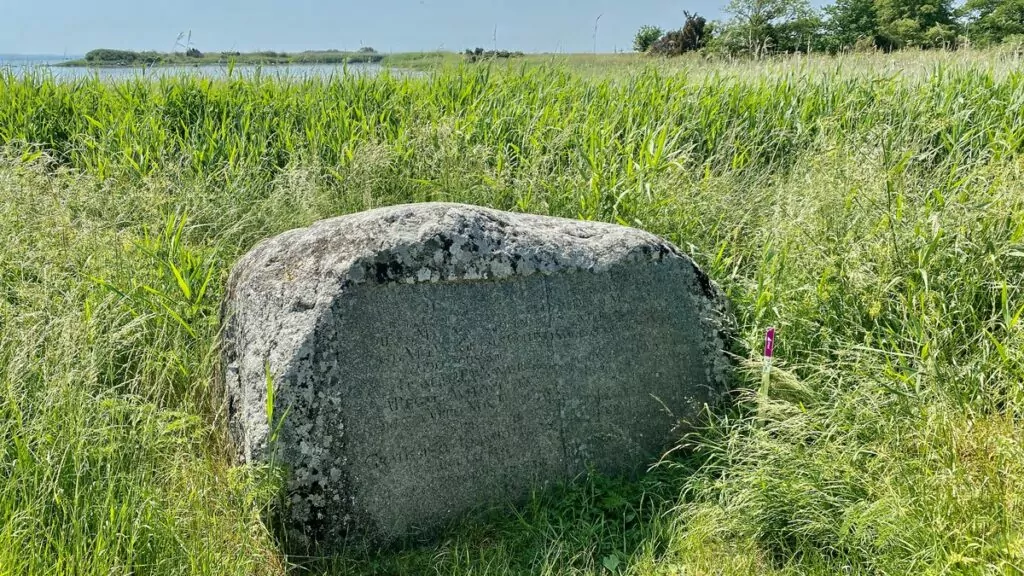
[2,0,828,55]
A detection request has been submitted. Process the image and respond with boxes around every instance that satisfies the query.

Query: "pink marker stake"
[761,327,776,394]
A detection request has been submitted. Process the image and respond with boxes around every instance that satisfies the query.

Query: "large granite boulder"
[221,202,732,548]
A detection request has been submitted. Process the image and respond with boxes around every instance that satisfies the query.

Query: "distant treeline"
[636,0,1024,57]
[67,48,385,67]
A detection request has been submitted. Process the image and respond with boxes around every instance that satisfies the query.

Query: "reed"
[1,50,1023,574]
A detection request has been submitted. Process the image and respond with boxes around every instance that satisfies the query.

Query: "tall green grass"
[1,52,1023,574]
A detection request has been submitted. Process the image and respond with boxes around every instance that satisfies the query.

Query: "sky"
[2,0,827,56]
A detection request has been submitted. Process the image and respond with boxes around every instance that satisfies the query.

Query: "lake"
[0,54,392,81]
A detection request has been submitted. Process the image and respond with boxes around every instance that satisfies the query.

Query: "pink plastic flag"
[760,327,776,399]
[762,327,776,389]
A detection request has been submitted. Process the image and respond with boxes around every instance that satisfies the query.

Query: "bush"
[633,25,665,52]
[82,49,162,66]
[84,49,140,64]
[463,48,523,62]
[853,36,878,51]
[1003,33,1024,53]
[925,24,959,48]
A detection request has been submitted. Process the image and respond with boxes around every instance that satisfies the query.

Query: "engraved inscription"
[322,263,711,536]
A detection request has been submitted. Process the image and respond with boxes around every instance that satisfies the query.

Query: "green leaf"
[168,260,192,301]
[83,114,104,130]
[265,361,275,427]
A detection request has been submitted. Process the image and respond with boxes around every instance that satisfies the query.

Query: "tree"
[874,0,957,48]
[961,0,1024,45]
[634,25,665,52]
[679,11,709,50]
[776,9,826,52]
[721,0,823,56]
[649,12,710,55]
[824,0,878,50]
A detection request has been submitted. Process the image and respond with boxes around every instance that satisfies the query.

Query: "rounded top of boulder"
[230,202,690,290]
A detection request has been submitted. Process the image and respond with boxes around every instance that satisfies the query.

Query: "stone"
[221,202,733,548]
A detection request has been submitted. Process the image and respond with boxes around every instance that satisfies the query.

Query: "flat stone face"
[221,203,732,548]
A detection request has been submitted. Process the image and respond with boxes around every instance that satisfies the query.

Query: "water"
[0,54,392,81]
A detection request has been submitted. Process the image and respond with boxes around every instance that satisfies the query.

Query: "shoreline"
[57,55,387,68]
[49,60,386,69]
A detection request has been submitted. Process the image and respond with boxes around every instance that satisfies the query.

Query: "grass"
[1,50,1023,574]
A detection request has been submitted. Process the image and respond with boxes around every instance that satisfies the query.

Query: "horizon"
[2,0,831,56]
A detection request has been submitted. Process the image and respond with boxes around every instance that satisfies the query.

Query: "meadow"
[1,49,1024,574]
